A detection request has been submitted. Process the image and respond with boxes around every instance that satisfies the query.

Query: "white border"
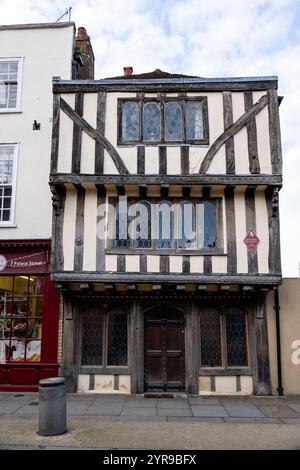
[0,142,19,226]
[0,57,23,112]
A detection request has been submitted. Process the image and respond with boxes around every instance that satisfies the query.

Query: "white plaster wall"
[125,255,140,272]
[0,24,74,239]
[212,256,227,273]
[189,147,206,174]
[58,93,75,173]
[145,147,159,174]
[190,256,204,273]
[62,187,77,271]
[199,375,253,395]
[81,93,97,174]
[169,255,183,273]
[83,190,97,271]
[255,191,269,274]
[234,127,249,174]
[167,147,181,174]
[147,255,160,272]
[255,106,272,174]
[105,254,117,271]
[234,190,248,273]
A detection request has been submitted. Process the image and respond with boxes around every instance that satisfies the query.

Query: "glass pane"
[10,339,25,361]
[164,101,183,141]
[0,83,8,108]
[186,101,204,140]
[107,308,127,366]
[81,308,103,365]
[157,201,173,249]
[226,310,248,366]
[177,201,195,249]
[113,202,131,249]
[122,102,140,141]
[143,102,160,141]
[134,202,151,248]
[200,308,222,367]
[0,146,14,184]
[27,318,42,340]
[203,201,216,249]
[25,339,41,361]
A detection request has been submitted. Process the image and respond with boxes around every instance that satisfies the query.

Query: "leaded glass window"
[113,200,131,249]
[81,308,103,366]
[133,201,151,249]
[186,101,204,140]
[177,201,195,249]
[157,201,173,249]
[107,308,127,366]
[143,102,160,141]
[164,101,183,141]
[226,309,248,366]
[200,308,222,367]
[121,102,140,141]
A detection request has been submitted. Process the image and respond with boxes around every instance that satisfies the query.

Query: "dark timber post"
[254,293,272,395]
[61,293,78,392]
[185,302,199,394]
[130,301,144,394]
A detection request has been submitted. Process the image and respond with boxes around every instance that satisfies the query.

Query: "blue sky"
[1,0,300,276]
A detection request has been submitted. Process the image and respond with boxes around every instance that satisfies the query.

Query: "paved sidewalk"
[1,392,300,423]
[1,393,300,449]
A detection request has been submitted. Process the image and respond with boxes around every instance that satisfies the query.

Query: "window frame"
[117,96,209,146]
[0,57,23,113]
[0,143,18,227]
[107,196,223,255]
[79,304,130,375]
[199,304,252,375]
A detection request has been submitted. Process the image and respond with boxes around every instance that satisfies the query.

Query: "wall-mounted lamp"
[33,120,41,130]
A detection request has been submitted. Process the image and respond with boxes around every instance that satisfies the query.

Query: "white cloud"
[0,0,299,275]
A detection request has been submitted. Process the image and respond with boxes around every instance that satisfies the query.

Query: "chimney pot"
[123,66,133,76]
[77,27,87,39]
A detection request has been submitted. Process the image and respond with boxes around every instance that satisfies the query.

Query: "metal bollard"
[38,377,67,436]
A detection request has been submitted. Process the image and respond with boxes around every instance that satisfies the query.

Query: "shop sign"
[0,251,49,274]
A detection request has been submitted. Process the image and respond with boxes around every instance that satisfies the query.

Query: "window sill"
[0,109,22,114]
[79,366,130,375]
[106,249,225,256]
[199,368,252,376]
[117,142,210,148]
[0,224,17,228]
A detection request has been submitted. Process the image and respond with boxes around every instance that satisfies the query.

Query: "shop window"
[118,97,209,145]
[0,275,43,363]
[81,306,128,368]
[200,308,222,367]
[0,58,22,111]
[0,144,18,225]
[107,308,127,366]
[200,306,248,369]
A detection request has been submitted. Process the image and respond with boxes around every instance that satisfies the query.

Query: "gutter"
[274,287,284,395]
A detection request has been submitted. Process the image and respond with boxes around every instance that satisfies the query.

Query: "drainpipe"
[274,287,284,395]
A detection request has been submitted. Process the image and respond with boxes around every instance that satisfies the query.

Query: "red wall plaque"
[244,229,260,253]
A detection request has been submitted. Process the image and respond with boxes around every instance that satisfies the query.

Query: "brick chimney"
[123,66,133,77]
[73,26,95,79]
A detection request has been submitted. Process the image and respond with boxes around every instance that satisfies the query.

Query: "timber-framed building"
[50,68,282,395]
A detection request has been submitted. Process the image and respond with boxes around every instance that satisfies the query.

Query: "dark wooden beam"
[223,91,235,174]
[159,147,167,175]
[52,272,282,285]
[225,186,237,274]
[181,146,189,174]
[265,187,281,275]
[254,293,272,395]
[199,94,268,173]
[50,93,60,173]
[60,97,129,175]
[50,173,282,187]
[95,91,106,174]
[137,146,145,175]
[74,186,85,271]
[245,187,258,274]
[244,92,260,174]
[268,90,282,175]
[160,255,169,273]
[50,184,66,271]
[203,256,212,274]
[53,80,277,94]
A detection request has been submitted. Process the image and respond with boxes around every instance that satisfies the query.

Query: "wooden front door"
[144,310,185,391]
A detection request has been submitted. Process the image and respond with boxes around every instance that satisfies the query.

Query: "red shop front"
[0,240,60,391]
